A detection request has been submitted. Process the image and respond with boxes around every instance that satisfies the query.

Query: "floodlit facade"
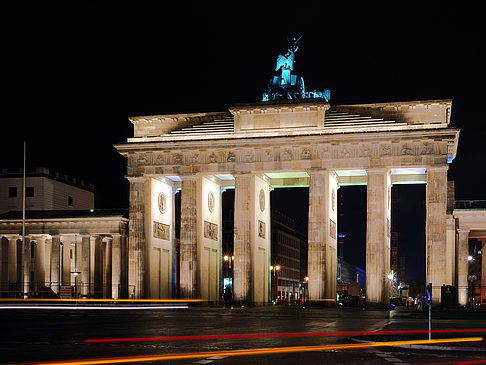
[116,98,461,305]
[0,209,128,299]
[0,168,94,214]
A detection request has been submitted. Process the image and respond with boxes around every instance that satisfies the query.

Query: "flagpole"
[22,141,27,299]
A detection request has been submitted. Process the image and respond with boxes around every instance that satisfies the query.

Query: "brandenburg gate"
[115,98,460,305]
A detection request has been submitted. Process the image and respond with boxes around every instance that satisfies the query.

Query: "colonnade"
[0,234,128,299]
[128,165,451,305]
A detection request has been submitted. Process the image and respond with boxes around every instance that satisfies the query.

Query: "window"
[26,187,34,197]
[8,187,17,198]
[68,196,73,206]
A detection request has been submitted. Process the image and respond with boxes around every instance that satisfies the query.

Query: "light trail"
[0,305,188,310]
[0,298,203,303]
[31,337,483,365]
[85,328,486,343]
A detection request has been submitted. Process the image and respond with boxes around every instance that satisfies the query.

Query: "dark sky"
[3,3,485,283]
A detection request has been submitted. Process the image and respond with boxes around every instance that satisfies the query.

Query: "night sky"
[3,3,485,284]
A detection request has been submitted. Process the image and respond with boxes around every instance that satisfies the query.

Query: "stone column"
[8,238,18,293]
[81,235,90,298]
[44,238,52,288]
[426,166,448,304]
[121,235,128,298]
[104,238,112,298]
[112,235,121,300]
[180,177,198,298]
[307,170,338,302]
[50,235,61,294]
[22,237,31,298]
[0,238,8,296]
[366,168,391,306]
[128,177,146,299]
[36,237,46,291]
[233,174,251,304]
[481,239,486,308]
[93,236,103,298]
[456,229,469,306]
[172,188,178,298]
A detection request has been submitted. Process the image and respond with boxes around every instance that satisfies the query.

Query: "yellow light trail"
[31,337,483,365]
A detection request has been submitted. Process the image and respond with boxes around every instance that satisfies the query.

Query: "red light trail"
[85,328,486,343]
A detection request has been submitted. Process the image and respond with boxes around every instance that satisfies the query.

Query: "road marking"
[207,356,227,360]
[193,360,214,364]
[374,351,408,364]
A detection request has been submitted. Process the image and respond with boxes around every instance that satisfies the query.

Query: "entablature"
[117,128,459,178]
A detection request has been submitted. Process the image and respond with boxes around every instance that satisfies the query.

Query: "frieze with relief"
[359,145,373,157]
[380,144,392,156]
[204,221,218,240]
[154,221,170,240]
[226,151,236,162]
[263,149,274,161]
[172,153,183,164]
[130,139,449,171]
[301,147,312,160]
[208,152,218,163]
[281,149,293,161]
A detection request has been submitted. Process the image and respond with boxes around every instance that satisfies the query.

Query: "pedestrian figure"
[223,285,232,308]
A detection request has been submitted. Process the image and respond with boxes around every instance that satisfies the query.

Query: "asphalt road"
[1,306,486,364]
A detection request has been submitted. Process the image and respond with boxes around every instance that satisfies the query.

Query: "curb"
[352,337,486,352]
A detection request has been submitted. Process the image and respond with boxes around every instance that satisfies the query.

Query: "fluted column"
[307,170,338,302]
[366,168,391,305]
[50,235,60,294]
[35,237,47,290]
[7,238,18,293]
[112,235,121,299]
[481,240,486,308]
[22,237,31,298]
[180,177,198,298]
[121,235,128,298]
[426,166,448,303]
[81,235,90,298]
[456,229,469,306]
[128,177,146,299]
[104,238,112,298]
[233,174,251,304]
[0,238,7,295]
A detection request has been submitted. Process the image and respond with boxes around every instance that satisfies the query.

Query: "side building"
[271,210,306,304]
[0,169,129,299]
[0,168,94,214]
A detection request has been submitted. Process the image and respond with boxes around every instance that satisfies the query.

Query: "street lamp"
[304,276,309,304]
[270,265,280,303]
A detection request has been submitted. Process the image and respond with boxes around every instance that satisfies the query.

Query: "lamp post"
[270,265,280,303]
[223,255,234,297]
[387,271,398,305]
[304,276,309,304]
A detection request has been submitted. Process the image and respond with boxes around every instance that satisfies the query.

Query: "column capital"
[457,228,470,235]
[305,168,328,175]
[426,165,449,173]
[365,167,390,175]
[179,174,198,181]
[127,175,147,183]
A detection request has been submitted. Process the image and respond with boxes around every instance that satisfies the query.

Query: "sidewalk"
[354,308,486,352]
[353,333,486,352]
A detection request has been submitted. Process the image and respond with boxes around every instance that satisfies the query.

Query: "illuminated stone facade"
[452,201,486,307]
[0,210,128,299]
[116,99,460,305]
